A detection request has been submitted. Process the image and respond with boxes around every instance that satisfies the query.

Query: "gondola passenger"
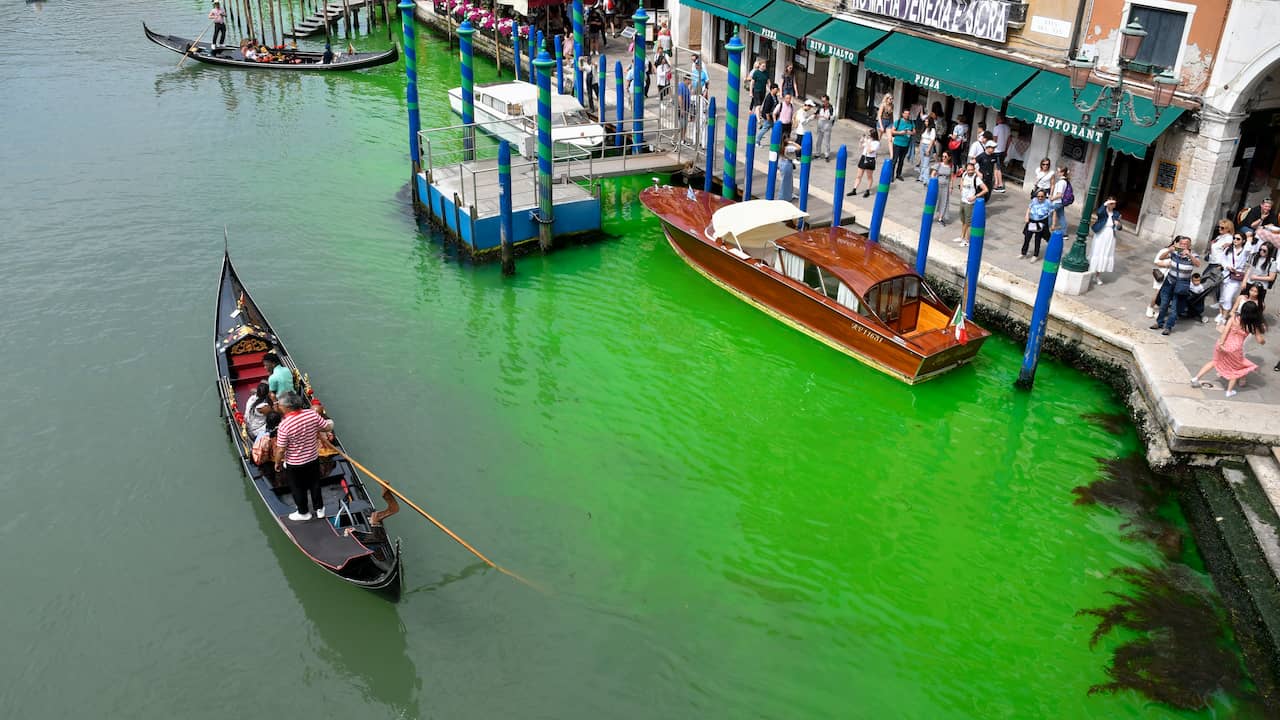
[322,45,334,64]
[244,381,272,439]
[252,411,284,488]
[263,352,294,401]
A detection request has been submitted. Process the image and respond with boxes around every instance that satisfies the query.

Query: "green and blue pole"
[722,35,743,198]
[965,197,987,319]
[703,97,716,192]
[631,7,646,153]
[614,60,624,149]
[598,53,607,124]
[868,159,893,243]
[743,113,757,200]
[764,120,781,200]
[1063,127,1113,273]
[798,133,813,228]
[572,0,584,104]
[1016,229,1065,389]
[498,139,515,275]
[532,30,542,78]
[916,177,938,275]
[398,1,420,197]
[554,34,565,94]
[533,50,556,250]
[512,22,521,82]
[831,145,847,225]
[457,20,476,161]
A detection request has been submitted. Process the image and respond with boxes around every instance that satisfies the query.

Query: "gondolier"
[276,391,334,521]
[208,1,226,47]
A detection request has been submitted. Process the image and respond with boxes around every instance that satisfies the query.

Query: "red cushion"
[236,366,270,383]
[230,351,268,370]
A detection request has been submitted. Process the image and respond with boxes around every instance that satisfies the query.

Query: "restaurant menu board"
[1155,160,1179,192]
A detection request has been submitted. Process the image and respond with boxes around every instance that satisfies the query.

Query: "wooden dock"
[285,0,387,38]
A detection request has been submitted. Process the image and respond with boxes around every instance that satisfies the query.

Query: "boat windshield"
[560,109,591,125]
[864,275,949,335]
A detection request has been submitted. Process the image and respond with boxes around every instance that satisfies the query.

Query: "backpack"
[1062,180,1075,206]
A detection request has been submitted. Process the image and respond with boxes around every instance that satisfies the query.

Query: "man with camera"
[1151,235,1202,335]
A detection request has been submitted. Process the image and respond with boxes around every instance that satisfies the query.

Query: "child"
[252,411,284,488]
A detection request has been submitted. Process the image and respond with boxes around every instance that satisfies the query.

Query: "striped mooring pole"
[1016,229,1065,389]
[797,133,813,228]
[765,120,782,200]
[831,145,847,226]
[498,140,515,276]
[398,1,420,203]
[916,176,938,275]
[457,20,475,162]
[703,97,716,193]
[555,34,565,94]
[868,158,893,243]
[744,113,757,200]
[965,197,987,319]
[512,22,521,82]
[614,61,624,149]
[572,0,585,104]
[722,35,744,199]
[533,50,557,251]
[598,53,607,125]
[631,7,646,153]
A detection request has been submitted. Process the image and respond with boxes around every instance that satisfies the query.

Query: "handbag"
[947,137,963,151]
[1025,221,1043,234]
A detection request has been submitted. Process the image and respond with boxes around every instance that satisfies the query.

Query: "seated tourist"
[322,44,334,64]
[244,381,272,440]
[263,351,294,401]
[252,411,284,488]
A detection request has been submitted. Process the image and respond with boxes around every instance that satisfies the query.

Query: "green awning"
[745,0,831,48]
[805,18,888,63]
[1006,72,1185,159]
[679,0,771,27]
[862,33,1038,110]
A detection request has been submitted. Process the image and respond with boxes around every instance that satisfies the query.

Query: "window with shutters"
[1126,5,1188,72]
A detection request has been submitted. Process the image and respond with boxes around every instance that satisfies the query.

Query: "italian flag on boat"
[951,304,968,344]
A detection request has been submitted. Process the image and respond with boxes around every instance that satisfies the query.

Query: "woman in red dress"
[1192,300,1267,397]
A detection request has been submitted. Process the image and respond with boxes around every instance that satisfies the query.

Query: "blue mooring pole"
[798,133,813,228]
[398,1,420,201]
[744,113,757,200]
[722,36,744,199]
[554,34,564,94]
[965,197,987,319]
[916,177,938,275]
[704,97,716,192]
[765,120,782,200]
[598,53,607,128]
[572,0,585,104]
[498,140,515,275]
[457,20,475,162]
[831,145,847,226]
[614,61,624,149]
[534,51,556,251]
[868,159,893,243]
[512,22,521,82]
[1016,229,1065,389]
[632,8,646,153]
[533,31,542,79]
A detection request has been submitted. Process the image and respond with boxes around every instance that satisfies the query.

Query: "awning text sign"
[1032,112,1104,144]
[805,38,859,64]
[847,0,1011,43]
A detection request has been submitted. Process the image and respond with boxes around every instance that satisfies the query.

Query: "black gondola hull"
[145,23,398,71]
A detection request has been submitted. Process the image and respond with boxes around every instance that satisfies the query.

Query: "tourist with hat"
[208,0,227,48]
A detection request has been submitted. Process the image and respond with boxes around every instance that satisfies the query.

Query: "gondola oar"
[178,23,213,68]
[339,452,546,594]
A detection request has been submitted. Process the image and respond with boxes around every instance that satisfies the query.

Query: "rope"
[339,452,546,594]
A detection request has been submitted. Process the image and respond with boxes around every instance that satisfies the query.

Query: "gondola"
[215,251,402,597]
[145,23,398,71]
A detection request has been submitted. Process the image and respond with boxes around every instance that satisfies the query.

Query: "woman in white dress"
[1217,232,1254,324]
[1088,197,1120,284]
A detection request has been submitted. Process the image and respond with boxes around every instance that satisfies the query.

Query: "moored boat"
[447,81,605,156]
[144,23,398,71]
[214,251,402,596]
[639,186,990,383]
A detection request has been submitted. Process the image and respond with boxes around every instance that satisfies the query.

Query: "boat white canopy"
[711,201,808,249]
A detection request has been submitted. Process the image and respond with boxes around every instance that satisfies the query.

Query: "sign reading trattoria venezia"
[848,0,1011,43]
[1033,113,1105,143]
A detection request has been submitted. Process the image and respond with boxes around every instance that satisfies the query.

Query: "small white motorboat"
[448,81,606,157]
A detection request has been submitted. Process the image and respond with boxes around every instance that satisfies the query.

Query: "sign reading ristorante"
[1032,112,1105,143]
[847,0,1012,43]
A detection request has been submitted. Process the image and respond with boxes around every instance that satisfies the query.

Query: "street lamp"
[1059,19,1180,273]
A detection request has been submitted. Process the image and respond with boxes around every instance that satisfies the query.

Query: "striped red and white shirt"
[276,408,334,465]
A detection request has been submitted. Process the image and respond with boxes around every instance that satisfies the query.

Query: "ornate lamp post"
[1059,20,1180,273]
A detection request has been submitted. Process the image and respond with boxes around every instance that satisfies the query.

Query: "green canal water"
[0,2,1262,718]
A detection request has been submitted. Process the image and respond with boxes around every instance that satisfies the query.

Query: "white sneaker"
[1145,306,1156,318]
[288,511,312,521]
[1225,389,1237,398]
[1215,314,1225,325]
[314,506,326,518]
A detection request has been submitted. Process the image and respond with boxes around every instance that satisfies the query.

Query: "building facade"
[667,0,1278,244]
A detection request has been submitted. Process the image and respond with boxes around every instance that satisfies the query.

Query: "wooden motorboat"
[640,186,990,383]
[447,81,605,156]
[144,23,398,71]
[214,251,402,597]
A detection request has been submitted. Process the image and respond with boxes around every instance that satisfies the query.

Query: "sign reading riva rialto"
[806,39,859,63]
[848,0,1011,43]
